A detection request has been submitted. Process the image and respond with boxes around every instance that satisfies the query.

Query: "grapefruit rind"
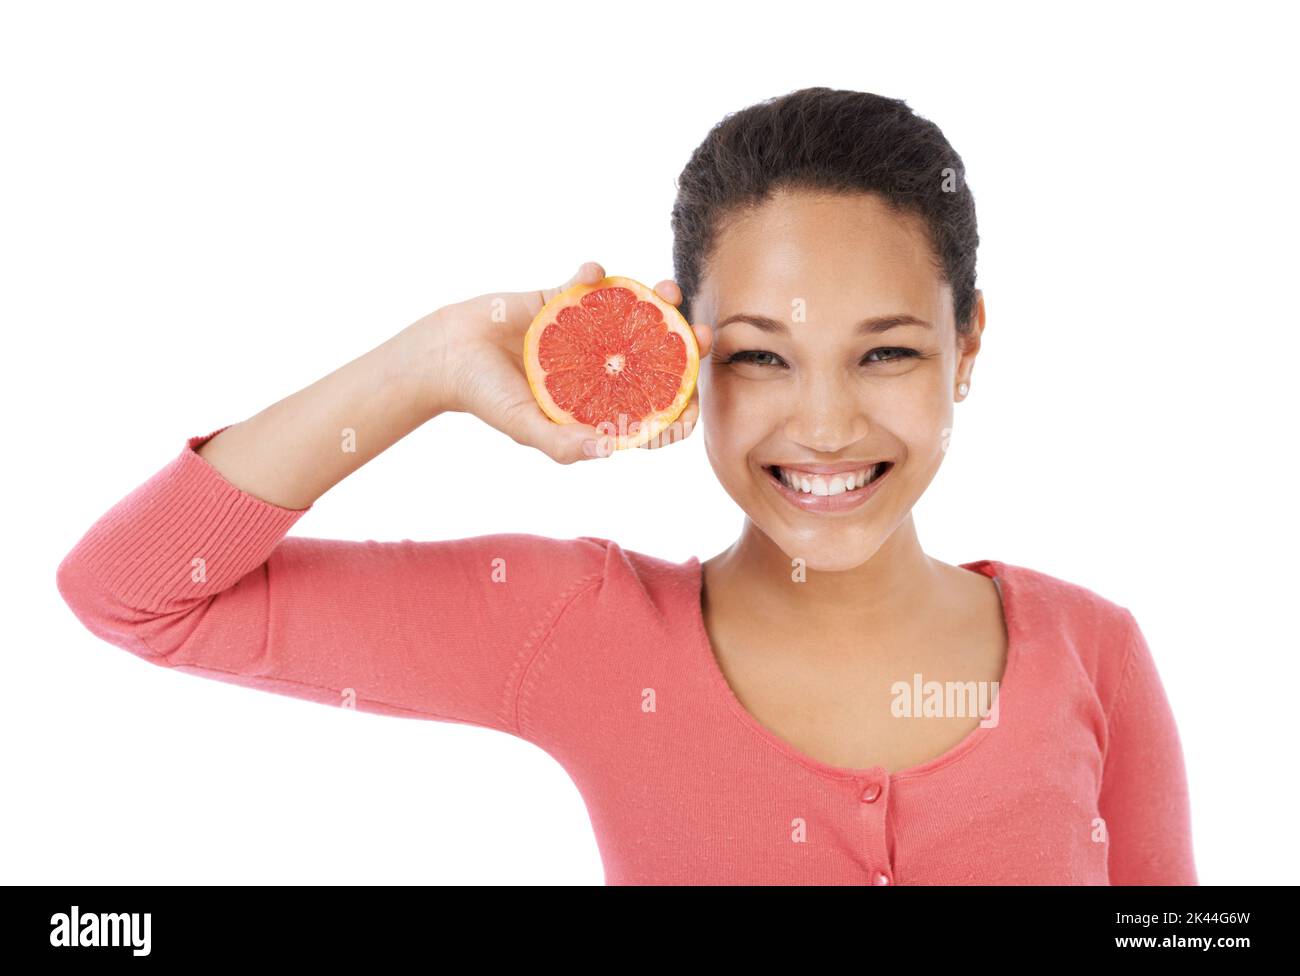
[523,275,699,451]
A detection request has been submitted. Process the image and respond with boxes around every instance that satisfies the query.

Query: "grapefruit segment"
[524,275,699,450]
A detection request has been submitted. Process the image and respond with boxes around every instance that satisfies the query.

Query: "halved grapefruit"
[524,275,699,451]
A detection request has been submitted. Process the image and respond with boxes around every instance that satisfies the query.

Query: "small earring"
[957,382,969,397]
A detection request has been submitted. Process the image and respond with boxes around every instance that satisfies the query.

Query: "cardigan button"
[873,871,892,885]
[860,783,882,803]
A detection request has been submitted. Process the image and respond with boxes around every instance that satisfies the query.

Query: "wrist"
[395,308,463,420]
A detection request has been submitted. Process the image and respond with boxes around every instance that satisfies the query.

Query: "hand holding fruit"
[431,261,712,464]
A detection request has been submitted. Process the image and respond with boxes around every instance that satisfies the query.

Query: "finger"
[546,417,612,464]
[526,412,611,464]
[692,320,713,356]
[553,421,614,464]
[678,393,699,434]
[652,279,683,306]
[539,261,605,307]
[494,395,600,465]
[570,260,606,288]
[534,261,606,311]
[640,393,699,450]
[543,415,618,462]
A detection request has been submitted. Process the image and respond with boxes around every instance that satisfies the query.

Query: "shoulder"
[466,534,703,627]
[974,559,1143,713]
[579,537,702,617]
[438,533,700,614]
[978,559,1137,630]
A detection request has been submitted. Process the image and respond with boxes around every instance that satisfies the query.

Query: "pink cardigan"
[56,427,1198,885]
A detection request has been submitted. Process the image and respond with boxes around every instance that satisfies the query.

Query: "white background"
[4,1,1296,885]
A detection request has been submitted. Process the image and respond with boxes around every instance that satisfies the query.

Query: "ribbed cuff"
[64,427,313,612]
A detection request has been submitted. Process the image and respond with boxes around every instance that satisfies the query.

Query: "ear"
[956,289,985,357]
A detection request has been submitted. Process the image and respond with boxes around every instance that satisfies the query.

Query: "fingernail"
[582,439,599,458]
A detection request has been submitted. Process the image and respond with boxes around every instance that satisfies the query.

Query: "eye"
[724,350,787,368]
[863,347,920,364]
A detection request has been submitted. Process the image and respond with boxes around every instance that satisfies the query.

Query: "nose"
[783,371,869,453]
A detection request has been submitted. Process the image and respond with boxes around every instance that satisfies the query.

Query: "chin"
[760,522,888,574]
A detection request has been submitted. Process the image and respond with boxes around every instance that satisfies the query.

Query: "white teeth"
[775,464,883,496]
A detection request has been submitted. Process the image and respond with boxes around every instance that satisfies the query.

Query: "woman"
[55,87,1197,885]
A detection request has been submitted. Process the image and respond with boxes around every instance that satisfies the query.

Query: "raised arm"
[55,262,708,734]
[192,260,620,509]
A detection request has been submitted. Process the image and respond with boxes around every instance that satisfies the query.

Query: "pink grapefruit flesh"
[523,275,699,450]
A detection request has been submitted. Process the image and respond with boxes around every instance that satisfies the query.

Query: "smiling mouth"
[763,462,893,497]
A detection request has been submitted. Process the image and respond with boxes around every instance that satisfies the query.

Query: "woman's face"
[693,188,983,572]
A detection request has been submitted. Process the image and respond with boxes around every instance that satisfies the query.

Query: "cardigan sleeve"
[1097,609,1198,885]
[55,427,610,737]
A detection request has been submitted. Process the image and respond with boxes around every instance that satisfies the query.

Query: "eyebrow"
[715,313,933,335]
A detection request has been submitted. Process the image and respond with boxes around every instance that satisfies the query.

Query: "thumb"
[511,404,610,465]
[537,260,606,307]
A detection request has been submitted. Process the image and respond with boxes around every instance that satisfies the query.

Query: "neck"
[703,514,942,635]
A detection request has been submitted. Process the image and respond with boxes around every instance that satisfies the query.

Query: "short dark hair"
[671,87,980,335]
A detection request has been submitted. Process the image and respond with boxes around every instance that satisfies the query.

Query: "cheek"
[700,376,783,482]
[875,377,954,462]
[700,372,779,440]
